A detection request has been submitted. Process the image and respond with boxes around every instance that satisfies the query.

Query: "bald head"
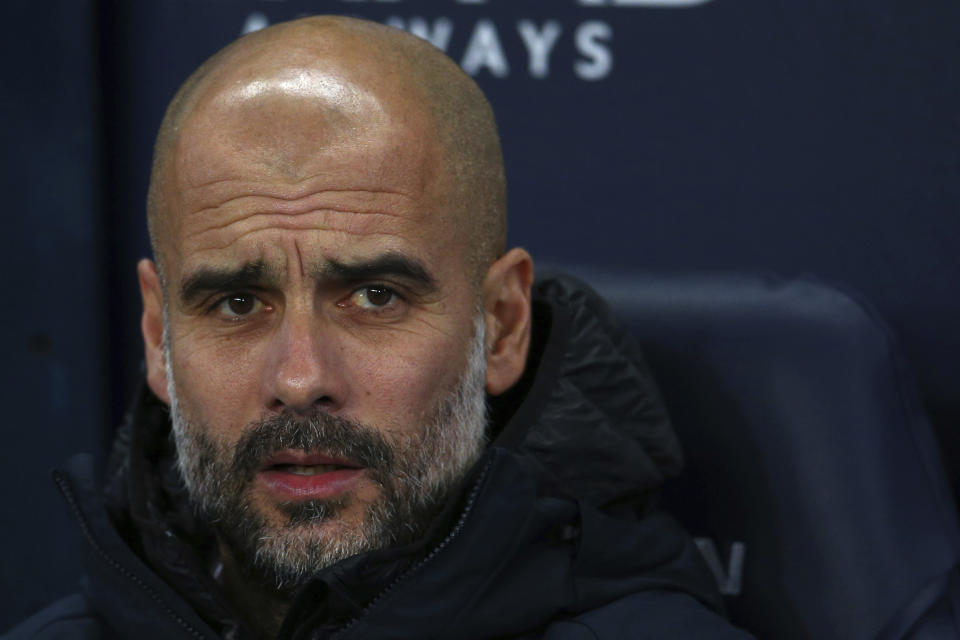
[146,16,506,285]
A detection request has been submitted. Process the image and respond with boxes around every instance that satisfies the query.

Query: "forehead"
[160,65,459,280]
[180,63,435,179]
[174,62,440,199]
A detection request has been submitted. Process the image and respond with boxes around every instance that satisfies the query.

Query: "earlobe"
[138,258,171,405]
[482,248,534,396]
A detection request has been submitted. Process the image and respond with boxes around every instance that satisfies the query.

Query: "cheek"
[169,334,267,440]
[347,331,466,430]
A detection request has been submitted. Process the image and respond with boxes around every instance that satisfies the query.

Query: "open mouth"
[259,451,364,477]
[256,453,366,500]
[268,463,356,476]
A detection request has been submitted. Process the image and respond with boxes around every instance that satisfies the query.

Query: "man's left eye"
[350,286,397,310]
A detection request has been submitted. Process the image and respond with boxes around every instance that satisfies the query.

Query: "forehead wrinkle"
[185,208,413,246]
[183,175,243,190]
[185,221,411,255]
[189,197,413,223]
[292,236,307,280]
[174,184,421,245]
[182,167,417,199]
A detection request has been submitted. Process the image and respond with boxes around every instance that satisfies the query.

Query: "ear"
[138,258,171,405]
[481,248,534,396]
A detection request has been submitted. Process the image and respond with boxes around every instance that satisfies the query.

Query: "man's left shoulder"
[542,590,755,640]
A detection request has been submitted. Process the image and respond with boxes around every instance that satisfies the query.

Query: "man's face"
[150,68,489,587]
[164,318,487,589]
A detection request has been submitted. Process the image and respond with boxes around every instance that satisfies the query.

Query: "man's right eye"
[215,294,263,320]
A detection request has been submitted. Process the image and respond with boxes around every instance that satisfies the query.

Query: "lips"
[270,464,349,476]
[256,451,365,500]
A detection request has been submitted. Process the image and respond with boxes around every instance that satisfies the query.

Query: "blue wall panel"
[0,0,104,628]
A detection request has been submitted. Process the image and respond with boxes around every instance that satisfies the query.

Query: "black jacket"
[5,275,751,639]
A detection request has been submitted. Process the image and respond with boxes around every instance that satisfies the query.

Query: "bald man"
[6,16,750,640]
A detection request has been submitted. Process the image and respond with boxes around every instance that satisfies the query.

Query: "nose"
[263,310,346,415]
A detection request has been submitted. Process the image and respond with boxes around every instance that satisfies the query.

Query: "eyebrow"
[179,260,278,306]
[319,253,437,293]
[178,253,438,306]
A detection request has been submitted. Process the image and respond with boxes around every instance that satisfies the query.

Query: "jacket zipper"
[54,471,212,640]
[325,457,494,640]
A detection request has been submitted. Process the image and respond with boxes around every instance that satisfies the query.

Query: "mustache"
[229,411,397,482]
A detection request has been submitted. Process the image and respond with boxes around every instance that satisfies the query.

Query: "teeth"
[284,464,340,476]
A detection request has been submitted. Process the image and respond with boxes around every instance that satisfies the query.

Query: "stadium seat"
[575,270,960,639]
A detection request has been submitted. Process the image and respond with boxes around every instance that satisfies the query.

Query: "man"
[7,16,749,640]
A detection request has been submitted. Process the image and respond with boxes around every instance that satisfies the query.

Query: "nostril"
[269,395,336,416]
[267,398,286,414]
[306,396,336,414]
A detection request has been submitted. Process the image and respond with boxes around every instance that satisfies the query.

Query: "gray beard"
[163,315,489,591]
